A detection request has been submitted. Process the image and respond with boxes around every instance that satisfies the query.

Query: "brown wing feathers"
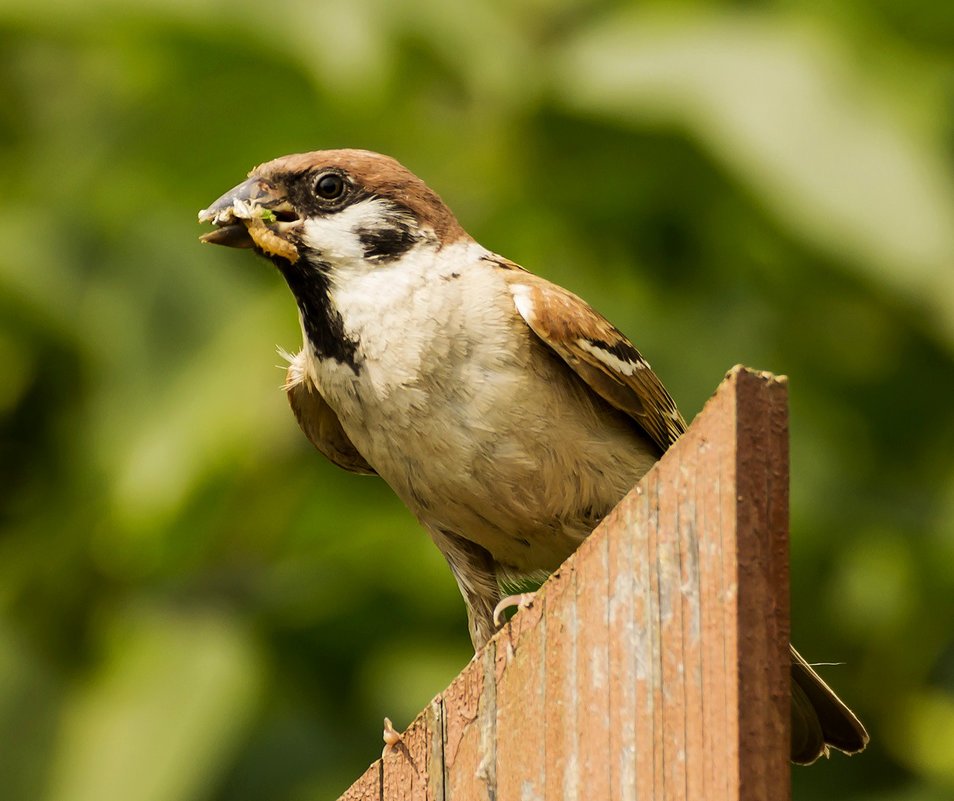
[284,355,376,476]
[506,270,687,452]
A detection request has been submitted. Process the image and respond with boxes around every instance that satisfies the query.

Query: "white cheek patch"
[577,338,649,376]
[300,198,414,265]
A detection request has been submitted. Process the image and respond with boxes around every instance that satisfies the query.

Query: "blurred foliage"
[1,1,952,799]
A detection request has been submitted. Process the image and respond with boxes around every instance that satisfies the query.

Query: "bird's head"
[198,149,468,272]
[199,149,473,368]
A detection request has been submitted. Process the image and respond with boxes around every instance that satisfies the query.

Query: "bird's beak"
[198,176,300,262]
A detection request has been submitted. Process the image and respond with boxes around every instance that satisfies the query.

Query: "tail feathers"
[790,644,869,764]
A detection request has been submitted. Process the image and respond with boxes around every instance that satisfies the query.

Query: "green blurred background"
[2,1,953,799]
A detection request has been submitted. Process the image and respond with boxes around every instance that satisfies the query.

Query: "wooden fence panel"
[336,366,791,801]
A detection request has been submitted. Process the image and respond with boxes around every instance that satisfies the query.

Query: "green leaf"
[46,608,263,801]
[556,9,954,351]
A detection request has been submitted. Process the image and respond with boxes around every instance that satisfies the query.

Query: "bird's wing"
[284,352,377,475]
[504,268,687,452]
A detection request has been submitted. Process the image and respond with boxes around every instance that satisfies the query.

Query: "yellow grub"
[247,217,299,263]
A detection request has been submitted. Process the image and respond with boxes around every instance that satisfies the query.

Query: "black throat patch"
[276,257,360,373]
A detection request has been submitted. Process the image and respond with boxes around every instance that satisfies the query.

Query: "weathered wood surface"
[336,366,791,801]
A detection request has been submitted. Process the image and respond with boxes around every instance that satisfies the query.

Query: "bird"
[198,148,868,764]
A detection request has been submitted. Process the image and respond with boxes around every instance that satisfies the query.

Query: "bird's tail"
[790,644,869,764]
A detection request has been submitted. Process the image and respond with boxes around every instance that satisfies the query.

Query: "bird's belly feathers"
[326,356,656,572]
[308,252,658,573]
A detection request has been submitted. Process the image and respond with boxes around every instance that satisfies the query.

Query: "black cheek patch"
[357,224,419,263]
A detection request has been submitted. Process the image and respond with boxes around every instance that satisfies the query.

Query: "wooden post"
[336,366,791,801]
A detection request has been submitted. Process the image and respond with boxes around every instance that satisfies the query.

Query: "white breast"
[301,239,657,573]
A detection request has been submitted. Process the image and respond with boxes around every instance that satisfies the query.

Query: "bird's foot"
[382,717,402,758]
[493,592,537,627]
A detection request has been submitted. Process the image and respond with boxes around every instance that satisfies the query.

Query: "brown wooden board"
[334,367,791,801]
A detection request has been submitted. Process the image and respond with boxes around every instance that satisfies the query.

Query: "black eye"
[314,173,345,200]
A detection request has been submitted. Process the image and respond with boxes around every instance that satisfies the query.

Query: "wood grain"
[338,761,381,801]
[335,366,791,801]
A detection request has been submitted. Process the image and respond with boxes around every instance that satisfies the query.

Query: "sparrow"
[198,148,868,764]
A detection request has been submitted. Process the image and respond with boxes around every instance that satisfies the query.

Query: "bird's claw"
[493,592,537,627]
[382,717,402,758]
